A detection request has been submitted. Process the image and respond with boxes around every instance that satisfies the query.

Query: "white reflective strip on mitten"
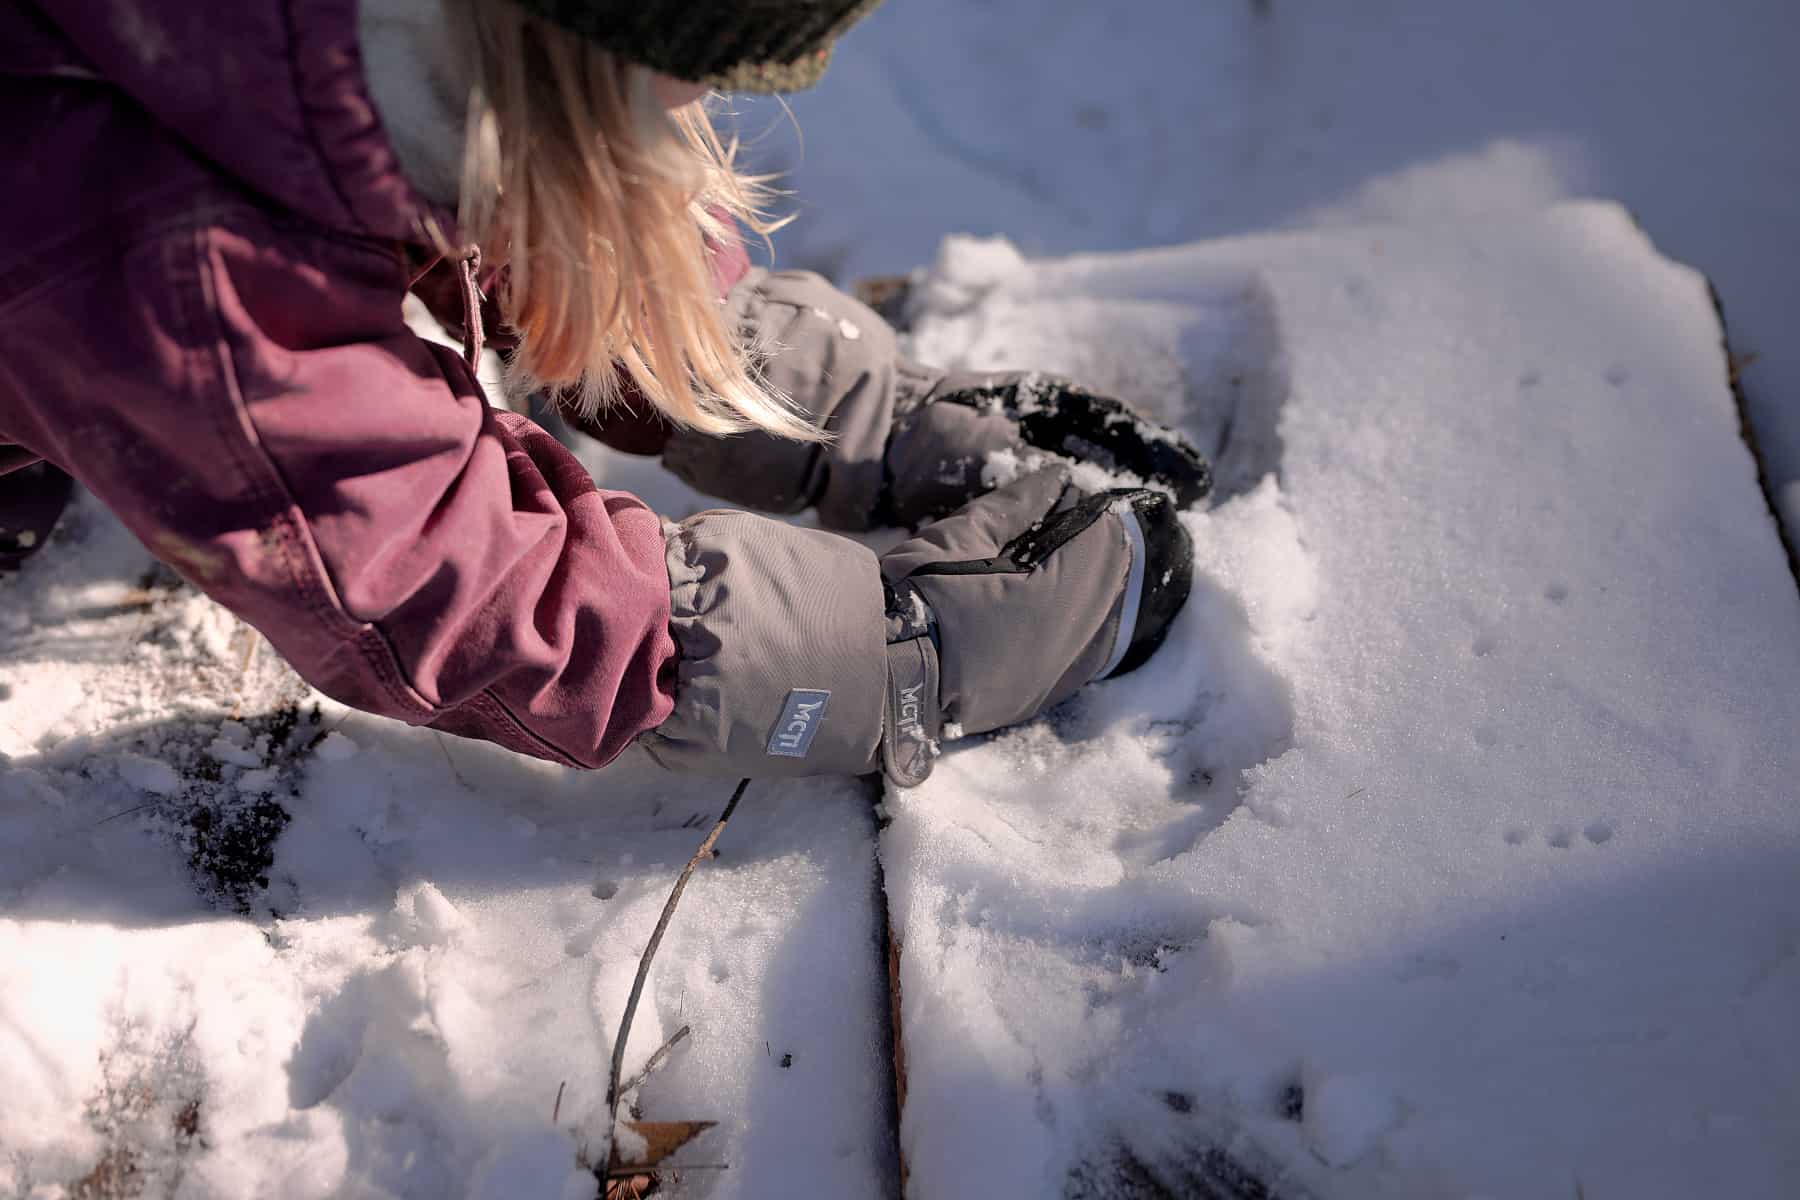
[1095,497,1148,680]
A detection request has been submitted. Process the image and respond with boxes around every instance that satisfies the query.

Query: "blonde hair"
[449,0,816,440]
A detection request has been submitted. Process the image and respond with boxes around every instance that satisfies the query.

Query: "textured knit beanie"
[507,0,885,92]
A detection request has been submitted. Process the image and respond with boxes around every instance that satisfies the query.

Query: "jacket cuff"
[640,509,887,777]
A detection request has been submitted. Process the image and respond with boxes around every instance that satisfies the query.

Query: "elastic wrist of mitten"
[880,578,943,787]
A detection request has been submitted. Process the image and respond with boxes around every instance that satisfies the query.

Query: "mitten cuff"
[642,509,888,776]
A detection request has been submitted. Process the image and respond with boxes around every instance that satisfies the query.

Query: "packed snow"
[880,208,1800,1198]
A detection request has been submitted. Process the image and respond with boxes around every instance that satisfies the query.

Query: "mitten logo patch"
[893,682,927,745]
[767,689,831,759]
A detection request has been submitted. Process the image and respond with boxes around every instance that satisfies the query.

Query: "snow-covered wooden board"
[7,201,1796,1200]
[0,515,898,1196]
[882,204,1800,1199]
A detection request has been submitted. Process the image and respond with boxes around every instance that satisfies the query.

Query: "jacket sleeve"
[53,207,677,768]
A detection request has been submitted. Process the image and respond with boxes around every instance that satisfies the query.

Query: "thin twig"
[617,1025,691,1101]
[434,732,472,789]
[606,778,750,1142]
[606,1163,731,1177]
[92,802,156,827]
[553,1080,566,1125]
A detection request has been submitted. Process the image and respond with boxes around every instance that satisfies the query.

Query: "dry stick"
[617,1025,692,1103]
[92,802,156,827]
[605,777,751,1146]
[434,732,473,789]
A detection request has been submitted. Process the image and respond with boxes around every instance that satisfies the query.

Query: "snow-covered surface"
[880,207,1800,1197]
[0,510,895,1195]
[8,213,1798,1200]
[731,0,1800,535]
[9,5,1800,1192]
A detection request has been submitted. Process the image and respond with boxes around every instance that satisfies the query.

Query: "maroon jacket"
[0,0,740,768]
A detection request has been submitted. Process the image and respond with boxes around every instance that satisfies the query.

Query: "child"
[0,0,1207,786]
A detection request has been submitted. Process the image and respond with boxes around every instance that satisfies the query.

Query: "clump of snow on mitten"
[314,730,358,761]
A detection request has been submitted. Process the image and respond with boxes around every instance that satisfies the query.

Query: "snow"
[7,4,1800,1196]
[879,208,1800,1197]
[1302,1076,1402,1169]
[9,230,1797,1200]
[116,753,181,796]
[0,510,895,1197]
[730,0,1800,539]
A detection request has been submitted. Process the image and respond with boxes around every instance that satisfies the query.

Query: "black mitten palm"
[882,371,1211,527]
[661,269,1211,531]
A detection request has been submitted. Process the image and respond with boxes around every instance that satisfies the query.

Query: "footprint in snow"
[1396,951,1461,982]
[1504,824,1613,848]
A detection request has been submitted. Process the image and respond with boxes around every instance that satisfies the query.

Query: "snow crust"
[882,208,1800,1198]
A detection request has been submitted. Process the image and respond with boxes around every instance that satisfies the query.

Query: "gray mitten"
[640,467,1192,786]
[661,269,1211,532]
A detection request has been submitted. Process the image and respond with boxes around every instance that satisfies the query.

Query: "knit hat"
[507,0,885,92]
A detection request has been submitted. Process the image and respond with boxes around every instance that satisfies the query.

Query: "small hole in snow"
[592,879,619,900]
[1547,828,1574,849]
[1503,827,1528,846]
[1584,821,1615,845]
